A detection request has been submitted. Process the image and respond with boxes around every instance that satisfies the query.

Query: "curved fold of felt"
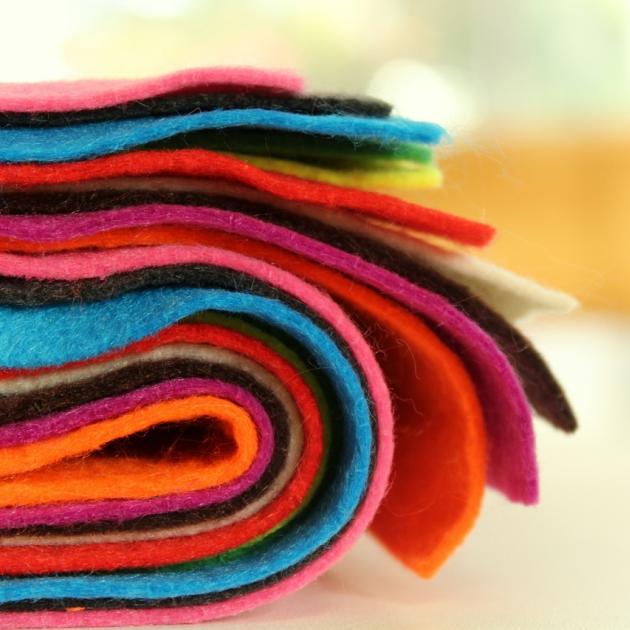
[0,396,259,503]
[0,254,395,606]
[0,295,385,603]
[0,331,331,574]
[0,324,317,530]
[0,259,487,579]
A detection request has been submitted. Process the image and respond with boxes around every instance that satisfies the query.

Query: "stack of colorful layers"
[0,68,575,628]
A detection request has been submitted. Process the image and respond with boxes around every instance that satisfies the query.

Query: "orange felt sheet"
[0,396,258,507]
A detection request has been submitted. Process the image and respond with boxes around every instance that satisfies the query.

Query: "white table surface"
[92,313,630,629]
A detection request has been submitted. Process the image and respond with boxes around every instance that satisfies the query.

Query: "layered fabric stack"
[0,68,576,628]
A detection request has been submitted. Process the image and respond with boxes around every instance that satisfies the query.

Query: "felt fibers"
[0,67,575,628]
[0,110,447,163]
[0,149,495,246]
[0,92,393,127]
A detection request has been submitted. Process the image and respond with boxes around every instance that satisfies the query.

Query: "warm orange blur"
[411,130,630,313]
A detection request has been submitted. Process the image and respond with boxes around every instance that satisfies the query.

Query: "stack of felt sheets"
[0,67,576,628]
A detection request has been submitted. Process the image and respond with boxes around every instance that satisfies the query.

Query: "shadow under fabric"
[0,67,575,628]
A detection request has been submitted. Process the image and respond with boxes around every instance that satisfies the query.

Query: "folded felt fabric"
[0,68,575,629]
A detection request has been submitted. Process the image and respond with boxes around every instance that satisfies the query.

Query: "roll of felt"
[0,68,575,628]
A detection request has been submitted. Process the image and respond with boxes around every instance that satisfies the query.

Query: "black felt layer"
[0,362,369,614]
[0,93,392,128]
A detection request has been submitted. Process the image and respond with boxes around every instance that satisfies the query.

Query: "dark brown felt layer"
[0,93,392,127]
[0,355,287,430]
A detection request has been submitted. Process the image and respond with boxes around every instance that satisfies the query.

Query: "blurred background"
[0,1,628,627]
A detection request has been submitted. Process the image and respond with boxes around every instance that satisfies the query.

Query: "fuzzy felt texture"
[0,225,539,503]
[0,70,577,627]
[0,67,304,112]
[0,188,575,435]
[0,255,487,577]
[0,92,392,126]
[0,333,312,528]
[0,286,391,607]
[0,197,568,612]
[0,248,396,612]
[0,110,447,164]
[0,150,495,246]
